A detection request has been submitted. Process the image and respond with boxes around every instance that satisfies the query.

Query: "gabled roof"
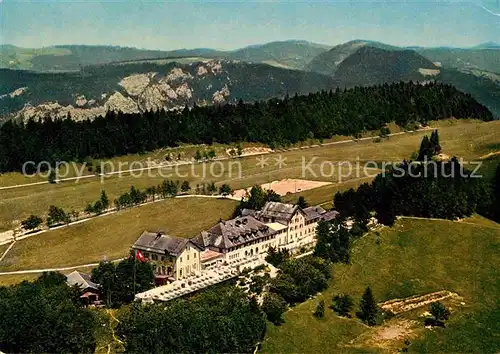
[191,216,276,251]
[241,208,257,217]
[133,231,200,256]
[260,201,300,222]
[303,206,327,221]
[321,210,340,221]
[66,271,99,291]
[200,249,224,262]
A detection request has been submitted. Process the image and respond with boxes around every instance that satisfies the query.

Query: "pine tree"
[313,299,325,318]
[181,181,191,193]
[48,169,57,184]
[100,190,109,210]
[429,130,442,155]
[417,135,432,161]
[194,150,202,161]
[358,287,378,326]
[297,196,308,209]
[429,302,450,322]
[332,294,354,317]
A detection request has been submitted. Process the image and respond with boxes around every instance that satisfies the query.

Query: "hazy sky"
[1,1,499,50]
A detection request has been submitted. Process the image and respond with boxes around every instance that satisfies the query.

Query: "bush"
[21,215,43,231]
[253,264,266,272]
[270,258,329,305]
[265,247,290,267]
[48,169,57,184]
[314,299,325,318]
[332,294,354,317]
[262,293,287,325]
[249,275,268,295]
[380,126,391,137]
[424,318,445,328]
[429,302,450,321]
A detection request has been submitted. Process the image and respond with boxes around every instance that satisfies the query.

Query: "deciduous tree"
[261,293,287,325]
[21,215,43,231]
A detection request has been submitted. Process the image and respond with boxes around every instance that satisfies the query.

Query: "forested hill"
[333,46,437,87]
[0,82,492,172]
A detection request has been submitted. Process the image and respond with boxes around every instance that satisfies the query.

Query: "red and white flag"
[135,250,145,262]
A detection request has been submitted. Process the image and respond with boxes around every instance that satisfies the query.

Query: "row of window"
[179,263,197,278]
[226,234,277,253]
[179,251,197,263]
[144,252,174,263]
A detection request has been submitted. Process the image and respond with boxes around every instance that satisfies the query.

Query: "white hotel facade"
[132,201,338,283]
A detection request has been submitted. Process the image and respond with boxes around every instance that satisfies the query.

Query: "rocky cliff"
[0,59,335,122]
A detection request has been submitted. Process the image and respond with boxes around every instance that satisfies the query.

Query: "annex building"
[132,231,202,284]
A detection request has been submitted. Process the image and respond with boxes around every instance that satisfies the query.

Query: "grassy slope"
[0,120,498,231]
[0,45,71,70]
[262,218,500,353]
[0,197,236,273]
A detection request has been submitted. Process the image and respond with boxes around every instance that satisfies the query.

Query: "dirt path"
[0,241,16,263]
[0,258,124,276]
[0,195,235,246]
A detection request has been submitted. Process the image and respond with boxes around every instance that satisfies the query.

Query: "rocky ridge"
[7,60,235,122]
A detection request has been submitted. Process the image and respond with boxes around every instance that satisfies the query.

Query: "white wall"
[175,244,201,279]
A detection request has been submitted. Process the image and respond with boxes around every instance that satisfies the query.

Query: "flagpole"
[133,249,137,296]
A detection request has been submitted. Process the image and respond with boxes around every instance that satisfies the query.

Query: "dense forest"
[334,157,495,225]
[0,81,492,172]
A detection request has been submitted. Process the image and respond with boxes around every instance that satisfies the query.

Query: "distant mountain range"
[0,40,331,72]
[1,39,499,121]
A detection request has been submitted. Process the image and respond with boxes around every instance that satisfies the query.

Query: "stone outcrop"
[10,87,28,98]
[75,95,87,107]
[175,82,192,100]
[165,68,193,83]
[5,60,236,122]
[119,73,156,96]
[13,102,107,121]
[212,85,230,104]
[104,91,140,113]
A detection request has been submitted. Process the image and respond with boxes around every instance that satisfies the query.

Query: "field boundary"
[0,129,422,191]
[0,195,237,246]
[0,258,124,276]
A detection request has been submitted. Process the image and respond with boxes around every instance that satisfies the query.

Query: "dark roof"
[133,231,199,256]
[303,206,327,221]
[191,216,276,250]
[66,271,99,291]
[321,210,340,221]
[241,208,257,217]
[260,201,299,222]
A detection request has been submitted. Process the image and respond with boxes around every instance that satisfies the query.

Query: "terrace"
[135,255,267,302]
